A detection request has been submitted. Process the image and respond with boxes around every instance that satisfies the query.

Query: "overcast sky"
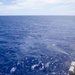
[0,0,75,15]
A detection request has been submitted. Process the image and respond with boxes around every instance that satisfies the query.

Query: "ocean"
[0,16,75,75]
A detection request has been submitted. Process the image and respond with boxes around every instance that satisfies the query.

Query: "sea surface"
[0,16,75,75]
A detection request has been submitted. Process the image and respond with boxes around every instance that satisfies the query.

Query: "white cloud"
[0,0,75,15]
[42,0,75,4]
[42,0,63,4]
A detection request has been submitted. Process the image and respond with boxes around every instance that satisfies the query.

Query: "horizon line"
[0,15,75,16]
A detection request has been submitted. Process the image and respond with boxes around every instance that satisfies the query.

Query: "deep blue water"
[0,16,75,75]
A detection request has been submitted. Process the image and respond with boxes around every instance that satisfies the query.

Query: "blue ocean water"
[0,16,75,75]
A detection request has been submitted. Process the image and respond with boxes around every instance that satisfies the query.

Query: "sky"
[0,0,75,15]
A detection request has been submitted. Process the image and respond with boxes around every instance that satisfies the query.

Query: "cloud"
[0,0,75,15]
[42,0,63,4]
[0,0,44,15]
[0,0,43,10]
[42,0,75,4]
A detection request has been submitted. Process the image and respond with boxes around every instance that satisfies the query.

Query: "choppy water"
[0,16,75,75]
